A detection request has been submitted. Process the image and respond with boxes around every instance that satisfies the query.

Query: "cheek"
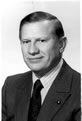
[21,47,27,58]
[47,44,59,60]
[46,43,58,54]
[21,45,28,54]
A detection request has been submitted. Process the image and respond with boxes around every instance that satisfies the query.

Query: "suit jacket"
[2,60,81,121]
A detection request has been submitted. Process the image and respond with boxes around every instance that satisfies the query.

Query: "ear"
[59,36,67,53]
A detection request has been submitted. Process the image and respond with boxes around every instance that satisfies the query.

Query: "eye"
[21,39,31,44]
[40,39,46,42]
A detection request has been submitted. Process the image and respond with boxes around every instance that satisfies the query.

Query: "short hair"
[19,11,65,39]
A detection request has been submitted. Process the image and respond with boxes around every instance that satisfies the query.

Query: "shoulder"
[2,71,32,91]
[63,60,81,91]
[6,71,32,80]
[62,60,81,90]
[70,68,81,90]
[63,60,81,79]
[68,64,80,81]
[72,68,80,78]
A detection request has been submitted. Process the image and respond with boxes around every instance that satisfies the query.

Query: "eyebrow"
[21,36,50,41]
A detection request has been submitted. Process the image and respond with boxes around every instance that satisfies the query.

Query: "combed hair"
[19,11,64,39]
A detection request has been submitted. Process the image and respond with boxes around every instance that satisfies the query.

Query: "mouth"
[28,57,43,62]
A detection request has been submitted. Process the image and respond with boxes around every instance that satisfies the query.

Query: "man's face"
[20,20,61,74]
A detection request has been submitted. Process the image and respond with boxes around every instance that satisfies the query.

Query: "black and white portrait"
[1,1,81,121]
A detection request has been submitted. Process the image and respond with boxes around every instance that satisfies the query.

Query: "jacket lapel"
[15,71,32,121]
[37,61,73,121]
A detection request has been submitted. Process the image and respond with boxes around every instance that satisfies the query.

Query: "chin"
[26,64,42,71]
[30,67,43,72]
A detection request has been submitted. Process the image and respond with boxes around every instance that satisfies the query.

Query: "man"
[2,11,81,121]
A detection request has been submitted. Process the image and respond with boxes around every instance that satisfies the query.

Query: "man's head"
[19,11,67,77]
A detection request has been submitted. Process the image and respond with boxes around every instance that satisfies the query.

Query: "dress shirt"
[32,59,63,104]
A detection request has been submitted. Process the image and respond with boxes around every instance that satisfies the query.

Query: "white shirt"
[32,59,63,104]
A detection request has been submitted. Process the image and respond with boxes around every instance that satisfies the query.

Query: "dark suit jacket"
[2,60,81,121]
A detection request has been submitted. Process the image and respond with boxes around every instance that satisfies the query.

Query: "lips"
[28,57,43,62]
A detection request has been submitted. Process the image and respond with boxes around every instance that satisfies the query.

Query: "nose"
[28,42,39,55]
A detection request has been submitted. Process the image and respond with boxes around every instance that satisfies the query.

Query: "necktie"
[28,79,43,121]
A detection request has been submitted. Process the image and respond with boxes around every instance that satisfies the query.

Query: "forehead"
[21,20,56,38]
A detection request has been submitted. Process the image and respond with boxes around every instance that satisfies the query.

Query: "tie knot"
[34,79,43,93]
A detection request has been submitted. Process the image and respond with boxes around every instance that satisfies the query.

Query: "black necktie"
[28,79,43,121]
